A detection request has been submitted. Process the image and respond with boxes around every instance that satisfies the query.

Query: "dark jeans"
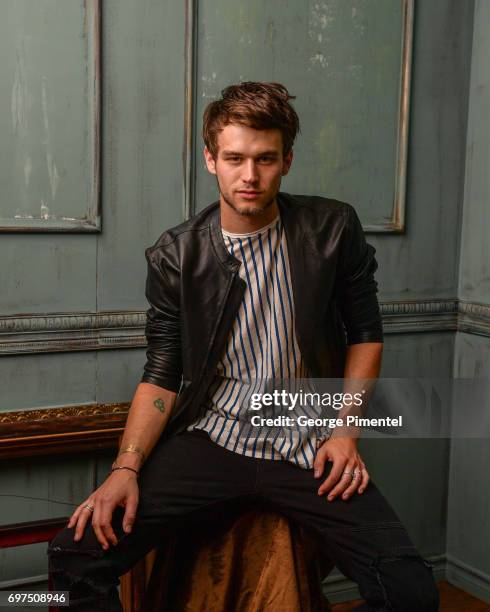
[47,430,439,611]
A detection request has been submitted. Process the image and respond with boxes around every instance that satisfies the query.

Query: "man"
[48,82,439,611]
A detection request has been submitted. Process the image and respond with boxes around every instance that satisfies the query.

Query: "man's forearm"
[114,382,178,469]
[333,342,383,439]
[344,342,383,379]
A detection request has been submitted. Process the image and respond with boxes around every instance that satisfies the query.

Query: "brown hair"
[202,81,300,159]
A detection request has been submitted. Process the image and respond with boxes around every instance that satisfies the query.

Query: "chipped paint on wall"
[307,1,335,72]
[201,72,218,99]
[40,200,50,220]
[309,53,329,69]
[11,36,30,136]
[41,76,60,203]
[46,152,60,201]
[310,1,335,31]
[266,19,276,46]
[238,33,253,45]
[349,63,363,83]
[351,3,366,36]
[24,156,32,188]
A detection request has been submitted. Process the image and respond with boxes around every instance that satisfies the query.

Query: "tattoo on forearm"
[154,398,166,413]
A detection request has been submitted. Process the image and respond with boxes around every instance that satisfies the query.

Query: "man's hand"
[313,437,369,501]
[67,470,139,550]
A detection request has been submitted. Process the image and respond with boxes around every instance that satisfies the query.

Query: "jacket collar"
[209,191,300,273]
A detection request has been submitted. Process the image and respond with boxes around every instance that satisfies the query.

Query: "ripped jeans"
[48,430,439,611]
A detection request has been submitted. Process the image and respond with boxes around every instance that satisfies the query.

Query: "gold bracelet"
[118,444,146,462]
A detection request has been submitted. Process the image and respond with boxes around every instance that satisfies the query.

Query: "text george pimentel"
[247,390,403,428]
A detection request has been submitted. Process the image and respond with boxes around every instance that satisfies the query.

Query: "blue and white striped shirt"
[187,215,328,469]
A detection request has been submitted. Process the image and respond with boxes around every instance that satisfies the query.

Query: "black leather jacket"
[140,192,383,440]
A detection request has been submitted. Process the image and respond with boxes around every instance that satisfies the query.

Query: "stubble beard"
[216,177,277,217]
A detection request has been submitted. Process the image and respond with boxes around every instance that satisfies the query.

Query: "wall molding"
[1,299,490,355]
[457,300,490,337]
[183,0,198,220]
[1,1,101,233]
[0,311,146,355]
[381,299,458,333]
[362,0,414,233]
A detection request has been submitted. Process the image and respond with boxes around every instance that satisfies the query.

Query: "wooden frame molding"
[183,1,413,232]
[183,0,198,220]
[0,402,129,459]
[362,0,414,233]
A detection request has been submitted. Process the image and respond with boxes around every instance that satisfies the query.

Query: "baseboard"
[0,574,47,590]
[446,553,490,604]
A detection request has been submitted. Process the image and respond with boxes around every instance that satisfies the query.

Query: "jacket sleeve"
[140,246,183,392]
[334,204,384,345]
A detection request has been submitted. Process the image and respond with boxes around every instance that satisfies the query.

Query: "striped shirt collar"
[221,215,281,239]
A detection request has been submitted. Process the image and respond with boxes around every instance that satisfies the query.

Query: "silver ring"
[83,504,94,513]
[353,471,362,478]
[343,470,354,477]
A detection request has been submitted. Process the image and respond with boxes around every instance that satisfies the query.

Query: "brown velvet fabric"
[140,502,335,612]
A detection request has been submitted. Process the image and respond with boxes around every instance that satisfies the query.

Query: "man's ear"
[204,146,217,175]
[282,149,293,176]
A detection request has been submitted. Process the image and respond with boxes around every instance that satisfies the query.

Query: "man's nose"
[242,160,259,183]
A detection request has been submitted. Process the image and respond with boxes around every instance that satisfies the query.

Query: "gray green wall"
[446,0,490,602]
[1,0,188,590]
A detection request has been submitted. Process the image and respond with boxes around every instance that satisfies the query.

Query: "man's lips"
[237,190,262,198]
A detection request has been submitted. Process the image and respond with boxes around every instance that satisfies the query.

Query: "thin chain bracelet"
[111,465,139,477]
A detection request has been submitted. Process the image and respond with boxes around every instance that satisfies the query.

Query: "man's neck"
[219,196,280,234]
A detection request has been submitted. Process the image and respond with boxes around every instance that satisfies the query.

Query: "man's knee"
[372,553,439,611]
[47,527,122,611]
[48,524,105,561]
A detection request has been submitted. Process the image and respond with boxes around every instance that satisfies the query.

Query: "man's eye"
[258,157,273,163]
[228,157,241,162]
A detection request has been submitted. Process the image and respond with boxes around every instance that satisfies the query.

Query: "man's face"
[204,124,293,216]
